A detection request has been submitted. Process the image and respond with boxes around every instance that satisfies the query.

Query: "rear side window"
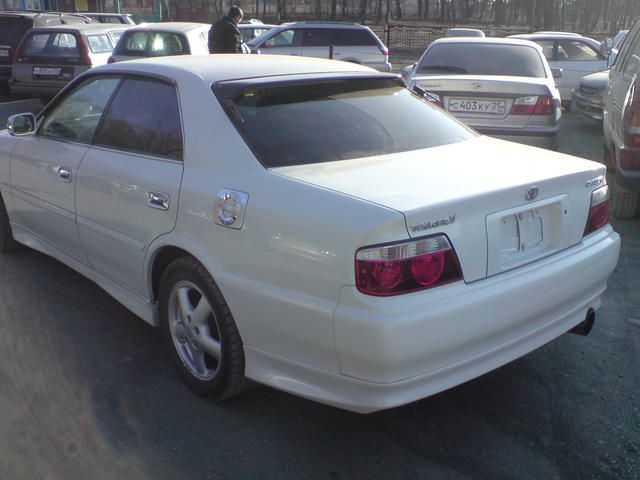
[87,34,113,53]
[0,17,33,47]
[23,32,79,57]
[417,44,546,78]
[149,32,188,56]
[556,40,599,61]
[535,39,555,61]
[218,78,474,168]
[621,32,640,77]
[333,29,378,46]
[95,79,183,160]
[300,29,331,47]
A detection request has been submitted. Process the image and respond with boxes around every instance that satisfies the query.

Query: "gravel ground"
[0,105,638,479]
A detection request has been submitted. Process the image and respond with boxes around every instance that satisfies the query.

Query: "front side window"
[217,78,474,168]
[417,44,546,78]
[556,40,600,61]
[39,76,121,143]
[265,29,297,47]
[94,79,183,160]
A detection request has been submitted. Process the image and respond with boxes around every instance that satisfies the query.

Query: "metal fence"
[368,24,604,54]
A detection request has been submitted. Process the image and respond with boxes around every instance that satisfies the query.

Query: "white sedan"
[0,56,620,413]
[510,33,608,105]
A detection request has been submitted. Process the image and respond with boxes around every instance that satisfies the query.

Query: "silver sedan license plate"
[33,66,61,76]
[448,98,506,115]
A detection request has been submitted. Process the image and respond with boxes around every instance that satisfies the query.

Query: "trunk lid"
[272,136,604,282]
[413,74,555,128]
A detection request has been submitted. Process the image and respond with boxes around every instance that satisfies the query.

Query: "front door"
[259,29,302,57]
[75,77,184,296]
[10,75,121,261]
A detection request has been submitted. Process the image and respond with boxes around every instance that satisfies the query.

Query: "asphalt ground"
[0,103,638,479]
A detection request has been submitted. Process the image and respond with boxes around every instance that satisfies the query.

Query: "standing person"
[209,6,244,54]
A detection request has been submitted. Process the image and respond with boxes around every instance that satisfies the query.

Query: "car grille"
[579,85,603,98]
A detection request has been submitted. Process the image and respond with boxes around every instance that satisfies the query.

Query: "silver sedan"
[403,37,562,150]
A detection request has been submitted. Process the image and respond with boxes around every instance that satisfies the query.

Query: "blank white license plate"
[33,66,61,76]
[0,50,9,57]
[448,98,506,114]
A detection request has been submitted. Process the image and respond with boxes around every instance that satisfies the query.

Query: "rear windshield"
[115,31,188,56]
[23,32,79,57]
[0,17,33,47]
[417,43,546,78]
[217,78,474,168]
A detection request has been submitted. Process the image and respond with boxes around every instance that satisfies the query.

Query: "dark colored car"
[0,11,93,88]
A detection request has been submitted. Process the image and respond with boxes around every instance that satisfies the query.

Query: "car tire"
[159,256,254,400]
[0,194,20,253]
[612,182,640,218]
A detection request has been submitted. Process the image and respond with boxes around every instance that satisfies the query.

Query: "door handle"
[57,167,72,183]
[146,191,170,211]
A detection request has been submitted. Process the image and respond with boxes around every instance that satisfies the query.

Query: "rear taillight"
[584,185,610,236]
[623,84,640,152]
[379,45,389,56]
[511,95,554,115]
[355,235,462,296]
[78,38,92,65]
[13,35,27,63]
[620,147,640,170]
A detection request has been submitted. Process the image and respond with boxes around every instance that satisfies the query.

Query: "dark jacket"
[209,16,242,54]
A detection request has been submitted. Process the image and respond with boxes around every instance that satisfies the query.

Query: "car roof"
[127,22,209,32]
[92,54,375,83]
[238,24,276,29]
[35,23,131,33]
[429,37,542,49]
[83,12,133,17]
[277,21,368,29]
[511,32,593,41]
[0,11,92,20]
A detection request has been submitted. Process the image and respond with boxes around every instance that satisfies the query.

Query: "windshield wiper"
[418,65,467,73]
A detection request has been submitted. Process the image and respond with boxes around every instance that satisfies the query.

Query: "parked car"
[609,29,629,66]
[510,32,608,106]
[81,13,136,25]
[603,18,640,218]
[0,55,620,413]
[403,37,562,149]
[571,70,608,121]
[445,28,485,38]
[0,11,94,88]
[9,23,129,99]
[246,21,391,72]
[109,22,210,62]
[238,23,276,43]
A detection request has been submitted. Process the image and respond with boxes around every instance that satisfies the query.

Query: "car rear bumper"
[571,89,604,121]
[475,125,559,149]
[246,227,619,413]
[8,79,67,97]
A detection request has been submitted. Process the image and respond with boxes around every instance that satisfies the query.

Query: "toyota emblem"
[525,186,539,201]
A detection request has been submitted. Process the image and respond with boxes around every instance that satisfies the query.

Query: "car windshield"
[417,43,546,78]
[215,77,474,168]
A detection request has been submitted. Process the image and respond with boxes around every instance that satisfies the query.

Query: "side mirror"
[7,113,36,136]
[551,67,563,79]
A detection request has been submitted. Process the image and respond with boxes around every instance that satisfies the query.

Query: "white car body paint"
[0,55,620,412]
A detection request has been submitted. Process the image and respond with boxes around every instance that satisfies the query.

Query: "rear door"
[10,75,121,261]
[333,28,382,65]
[0,16,33,79]
[76,76,184,296]
[299,28,332,59]
[552,39,608,100]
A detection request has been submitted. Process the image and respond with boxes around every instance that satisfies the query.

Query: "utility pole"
[530,0,537,32]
